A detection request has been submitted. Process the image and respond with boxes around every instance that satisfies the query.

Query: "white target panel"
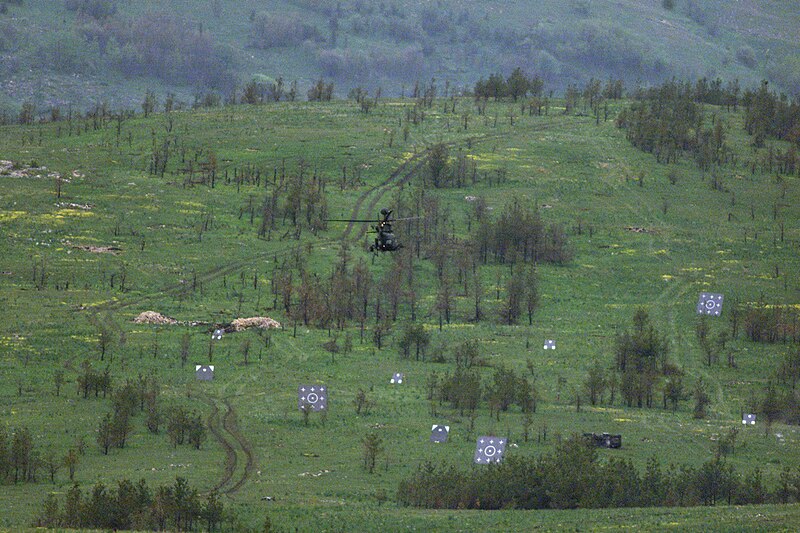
[474,436,506,464]
[390,372,404,384]
[742,413,756,425]
[543,339,556,350]
[298,385,328,411]
[696,293,724,316]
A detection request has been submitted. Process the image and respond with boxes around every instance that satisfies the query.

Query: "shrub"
[736,46,757,68]
[64,0,117,20]
[106,12,235,88]
[250,12,321,49]
[0,21,20,52]
[34,29,98,74]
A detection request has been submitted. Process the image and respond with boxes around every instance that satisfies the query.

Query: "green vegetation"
[2,0,800,114]
[0,77,799,531]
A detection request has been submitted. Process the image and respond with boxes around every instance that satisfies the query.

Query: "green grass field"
[1,96,799,531]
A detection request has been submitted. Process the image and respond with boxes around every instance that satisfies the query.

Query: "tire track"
[340,130,512,242]
[221,398,256,494]
[200,394,254,496]
[201,395,238,494]
[340,150,428,242]
[91,118,556,314]
[343,117,569,242]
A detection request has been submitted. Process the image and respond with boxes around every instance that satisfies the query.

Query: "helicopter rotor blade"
[325,219,379,223]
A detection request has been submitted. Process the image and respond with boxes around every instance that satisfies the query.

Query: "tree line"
[473,68,545,101]
[35,477,224,531]
[617,78,799,176]
[743,81,800,148]
[616,79,730,170]
[398,434,800,510]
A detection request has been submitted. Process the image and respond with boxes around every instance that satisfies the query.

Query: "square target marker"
[195,365,214,381]
[211,328,224,340]
[390,372,404,384]
[430,425,450,443]
[298,385,327,411]
[743,413,756,425]
[543,339,556,350]
[474,436,506,464]
[696,293,724,316]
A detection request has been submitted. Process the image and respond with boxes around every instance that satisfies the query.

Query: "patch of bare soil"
[230,317,281,331]
[133,311,178,325]
[625,226,657,234]
[70,243,121,254]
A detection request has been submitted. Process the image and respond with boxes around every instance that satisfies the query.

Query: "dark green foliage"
[759,382,783,433]
[64,0,117,20]
[1,427,34,483]
[438,367,481,416]
[777,347,800,391]
[166,406,206,449]
[36,477,217,531]
[426,143,449,188]
[473,200,572,265]
[352,388,374,416]
[615,308,670,408]
[97,412,113,454]
[736,46,757,69]
[35,29,98,75]
[397,322,430,361]
[398,435,800,510]
[662,369,686,412]
[0,427,9,481]
[474,69,544,100]
[362,432,383,473]
[77,360,111,399]
[249,12,322,49]
[693,377,711,419]
[307,78,335,101]
[742,304,800,343]
[583,360,607,406]
[0,19,19,52]
[107,13,235,88]
[617,79,731,167]
[500,270,524,325]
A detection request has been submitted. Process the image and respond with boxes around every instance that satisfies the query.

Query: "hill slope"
[0,90,799,529]
[1,0,799,113]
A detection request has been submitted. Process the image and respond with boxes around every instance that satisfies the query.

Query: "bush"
[35,29,98,74]
[398,435,792,510]
[106,12,235,88]
[250,12,321,49]
[0,21,20,52]
[64,0,117,20]
[736,46,757,68]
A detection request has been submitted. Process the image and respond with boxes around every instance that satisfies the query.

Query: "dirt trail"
[221,397,256,494]
[90,119,529,315]
[201,394,256,496]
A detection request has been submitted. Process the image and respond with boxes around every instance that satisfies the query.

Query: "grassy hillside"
[1,0,799,114]
[0,93,799,530]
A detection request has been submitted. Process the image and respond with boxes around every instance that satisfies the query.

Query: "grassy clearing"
[0,97,799,530]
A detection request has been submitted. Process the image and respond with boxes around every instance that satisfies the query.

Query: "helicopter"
[327,208,407,253]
